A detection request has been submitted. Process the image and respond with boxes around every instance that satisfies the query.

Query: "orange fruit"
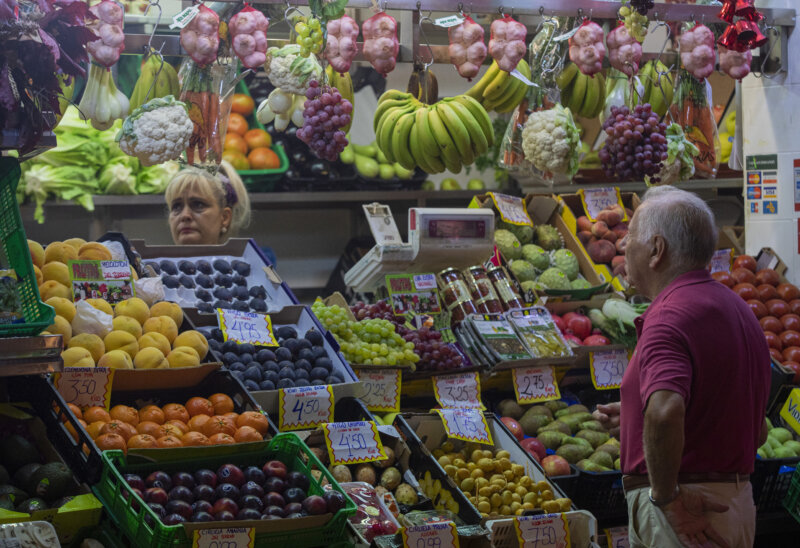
[203,415,237,437]
[95,433,126,453]
[101,420,135,441]
[136,421,162,438]
[110,405,139,426]
[68,403,83,421]
[227,113,249,136]
[157,423,184,438]
[127,434,158,449]
[221,149,250,171]
[86,421,107,439]
[187,414,211,432]
[181,431,211,447]
[165,419,188,434]
[224,133,248,155]
[156,435,183,448]
[139,405,166,425]
[208,394,235,415]
[231,94,255,116]
[234,426,263,443]
[84,406,111,424]
[247,147,280,170]
[223,412,239,422]
[66,418,86,442]
[185,397,215,417]
[236,411,271,436]
[208,433,235,445]
[244,128,271,150]
[162,403,190,423]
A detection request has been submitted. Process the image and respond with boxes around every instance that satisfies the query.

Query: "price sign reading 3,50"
[401,521,459,548]
[323,421,386,465]
[217,309,278,347]
[514,514,570,548]
[432,372,481,409]
[590,348,628,390]
[513,366,560,404]
[355,369,400,412]
[278,385,334,431]
[53,367,114,409]
[436,408,493,445]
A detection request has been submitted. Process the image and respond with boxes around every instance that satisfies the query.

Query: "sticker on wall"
[763,187,777,199]
[747,186,762,200]
[763,200,778,215]
[751,202,759,214]
[794,159,800,212]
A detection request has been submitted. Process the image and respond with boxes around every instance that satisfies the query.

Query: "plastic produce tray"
[0,157,55,337]
[570,466,626,524]
[752,456,800,514]
[783,465,800,524]
[94,433,356,548]
[487,510,598,548]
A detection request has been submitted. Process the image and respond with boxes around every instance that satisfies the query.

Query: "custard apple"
[552,249,579,280]
[537,268,572,290]
[522,244,550,272]
[497,218,534,245]
[509,260,536,283]
[520,280,544,294]
[571,278,592,290]
[495,229,522,260]
[533,225,563,251]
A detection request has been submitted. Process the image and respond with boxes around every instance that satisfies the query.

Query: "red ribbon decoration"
[718,0,736,23]
[716,0,767,52]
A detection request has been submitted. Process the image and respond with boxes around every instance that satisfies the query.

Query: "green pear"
[340,143,355,164]
[421,180,436,190]
[352,143,377,158]
[354,155,379,178]
[770,427,793,444]
[467,178,485,190]
[378,164,395,180]
[441,178,462,190]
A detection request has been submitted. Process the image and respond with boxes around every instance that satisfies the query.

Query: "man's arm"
[644,389,684,502]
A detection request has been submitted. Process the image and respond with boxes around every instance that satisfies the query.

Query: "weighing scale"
[344,205,496,292]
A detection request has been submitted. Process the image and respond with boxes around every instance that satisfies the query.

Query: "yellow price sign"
[780,388,800,435]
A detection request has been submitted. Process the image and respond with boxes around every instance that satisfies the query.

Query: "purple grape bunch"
[297,80,352,162]
[599,104,668,182]
[400,327,463,372]
[630,0,654,16]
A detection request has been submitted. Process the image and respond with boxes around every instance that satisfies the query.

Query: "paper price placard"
[53,367,114,409]
[590,349,628,390]
[780,388,800,435]
[513,366,560,404]
[580,187,625,221]
[490,192,533,226]
[278,385,334,431]
[436,408,493,445]
[355,369,400,412]
[69,259,134,304]
[514,513,571,548]
[217,309,278,347]
[401,521,459,548]
[432,371,481,409]
[193,527,255,548]
[604,526,630,548]
[323,421,387,465]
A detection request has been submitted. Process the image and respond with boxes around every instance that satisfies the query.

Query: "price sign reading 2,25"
[355,369,400,412]
[590,348,629,390]
[278,385,334,431]
[217,308,278,347]
[323,421,387,465]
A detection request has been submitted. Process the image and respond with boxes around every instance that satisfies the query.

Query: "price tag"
[436,408,493,445]
[590,348,629,390]
[489,193,533,226]
[605,526,630,548]
[323,421,387,465]
[401,521,459,548]
[355,369,400,412]
[513,366,560,404]
[780,388,800,435]
[514,514,571,548]
[193,528,255,548]
[580,187,625,221]
[709,249,733,274]
[217,309,278,347]
[170,5,200,29]
[363,203,402,246]
[69,260,134,304]
[433,14,465,28]
[432,371,481,409]
[53,367,114,409]
[278,385,334,431]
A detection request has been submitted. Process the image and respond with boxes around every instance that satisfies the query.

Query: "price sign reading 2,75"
[513,366,560,404]
[590,348,628,390]
[278,385,334,431]
[323,421,386,465]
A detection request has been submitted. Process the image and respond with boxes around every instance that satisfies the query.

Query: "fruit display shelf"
[0,335,63,377]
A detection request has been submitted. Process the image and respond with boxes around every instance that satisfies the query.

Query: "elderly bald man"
[593,186,770,548]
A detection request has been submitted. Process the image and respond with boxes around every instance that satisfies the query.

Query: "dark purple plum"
[163,513,186,525]
[239,495,264,511]
[243,466,266,484]
[191,500,213,515]
[264,504,285,517]
[237,508,262,520]
[263,492,285,508]
[240,481,264,499]
[193,511,215,522]
[124,474,145,491]
[286,512,305,519]
[261,514,282,520]
[263,476,286,494]
[147,502,166,518]
[302,495,327,515]
[284,502,303,515]
[146,471,172,490]
[284,487,306,504]
[144,487,168,506]
[165,500,193,520]
[212,498,238,516]
[217,464,245,487]
[194,469,217,487]
[193,484,215,502]
[287,470,310,491]
[168,486,194,504]
[215,483,240,501]
[215,510,236,521]
[171,472,195,489]
[323,490,347,513]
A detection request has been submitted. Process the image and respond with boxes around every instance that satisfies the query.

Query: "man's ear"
[649,235,667,269]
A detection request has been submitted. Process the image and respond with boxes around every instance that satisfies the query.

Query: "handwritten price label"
[193,527,255,548]
[217,309,278,347]
[604,526,630,548]
[355,369,400,412]
[490,193,533,226]
[581,187,624,221]
[513,366,560,404]
[514,514,571,548]
[401,521,459,548]
[590,348,628,390]
[432,372,481,409]
[436,408,493,445]
[323,421,387,465]
[53,367,114,409]
[278,385,334,431]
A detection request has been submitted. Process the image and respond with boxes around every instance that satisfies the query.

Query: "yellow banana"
[377,104,417,163]
[578,74,600,118]
[414,109,446,173]
[391,112,417,171]
[451,95,493,147]
[482,69,513,103]
[517,59,531,80]
[427,107,462,173]
[466,61,500,100]
[486,77,523,112]
[445,98,488,156]
[374,97,417,133]
[495,76,529,114]
[436,102,473,166]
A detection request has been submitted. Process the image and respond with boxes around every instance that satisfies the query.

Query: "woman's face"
[169,188,231,245]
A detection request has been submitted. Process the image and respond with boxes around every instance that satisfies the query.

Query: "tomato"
[231,93,255,116]
[711,271,735,288]
[766,299,790,318]
[731,268,756,285]
[733,283,758,301]
[770,348,784,362]
[783,346,800,363]
[781,361,800,384]
[224,133,248,155]
[780,330,800,349]
[782,314,800,332]
[248,147,281,169]
[221,149,250,171]
[757,284,778,302]
[764,331,782,351]
[746,300,768,319]
[777,283,800,302]
[227,113,249,136]
[755,269,780,287]
[789,300,800,316]
[760,316,783,334]
[244,129,271,150]
[733,255,757,272]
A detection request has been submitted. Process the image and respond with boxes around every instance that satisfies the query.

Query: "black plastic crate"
[571,467,627,524]
[753,456,800,513]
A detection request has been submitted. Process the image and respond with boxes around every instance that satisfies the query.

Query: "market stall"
[1,0,800,547]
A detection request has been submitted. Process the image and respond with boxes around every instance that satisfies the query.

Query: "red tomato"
[781,361,800,384]
[757,284,778,302]
[760,316,783,334]
[782,314,800,332]
[789,300,800,316]
[755,269,780,287]
[733,255,757,272]
[766,299,790,318]
[746,299,768,319]
[711,271,735,288]
[764,331,782,351]
[784,346,800,363]
[777,283,800,302]
[780,330,800,349]
[733,283,758,301]
[731,268,757,286]
[770,348,784,362]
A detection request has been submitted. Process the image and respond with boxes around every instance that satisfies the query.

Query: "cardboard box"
[718,226,745,255]
[756,247,789,283]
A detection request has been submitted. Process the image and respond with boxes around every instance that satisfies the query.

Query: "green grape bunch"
[619,5,648,43]
[294,15,324,57]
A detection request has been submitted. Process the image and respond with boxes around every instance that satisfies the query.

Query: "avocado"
[0,484,29,505]
[29,462,72,502]
[588,451,615,469]
[0,465,8,485]
[555,404,590,418]
[497,399,525,420]
[556,444,593,464]
[0,435,40,473]
[544,400,568,413]
[15,497,47,514]
[12,463,41,492]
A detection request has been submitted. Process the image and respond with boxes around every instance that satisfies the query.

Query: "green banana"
[452,95,493,148]
[567,72,587,115]
[466,61,500,100]
[379,89,413,104]
[590,72,606,118]
[578,74,600,118]
[483,69,513,103]
[374,98,416,133]
[639,61,655,106]
[427,107,462,173]
[445,98,488,156]
[414,108,446,173]
[391,112,417,171]
[556,63,579,91]
[495,76,529,114]
[377,104,417,163]
[436,102,473,166]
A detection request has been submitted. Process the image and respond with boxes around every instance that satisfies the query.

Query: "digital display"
[427,219,486,239]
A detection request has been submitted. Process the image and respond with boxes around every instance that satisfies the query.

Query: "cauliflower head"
[117,96,192,167]
[521,104,581,176]
[264,44,323,95]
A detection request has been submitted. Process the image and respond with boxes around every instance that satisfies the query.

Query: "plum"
[194,469,217,487]
[263,491,285,508]
[179,275,196,288]
[284,502,303,515]
[214,287,233,300]
[146,471,172,490]
[218,464,245,487]
[232,274,248,287]
[159,260,177,275]
[215,510,236,521]
[237,507,262,520]
[178,260,197,275]
[212,497,239,516]
[215,483,240,501]
[239,495,264,511]
[166,499,193,520]
[162,275,180,289]
[249,285,267,299]
[147,502,166,518]
[197,260,213,274]
[193,511,215,522]
[263,504,285,517]
[250,298,268,312]
[323,490,346,513]
[144,488,168,506]
[193,484,215,502]
[261,514,282,520]
[287,471,310,491]
[263,461,288,480]
[196,274,214,288]
[124,474,145,492]
[243,466,266,484]
[192,500,213,514]
[302,495,327,515]
[284,487,306,504]
[163,513,186,525]
[305,330,324,346]
[213,259,233,274]
[171,472,195,489]
[168,486,194,503]
[241,480,264,498]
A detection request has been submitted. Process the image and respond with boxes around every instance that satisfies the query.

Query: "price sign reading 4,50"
[514,513,570,548]
[193,527,255,548]
[604,526,630,548]
[513,366,560,404]
[53,367,114,410]
[323,421,387,465]
[278,385,334,431]
[590,348,629,390]
[355,369,401,412]
[436,408,493,445]
[432,372,481,409]
[217,309,278,347]
[401,521,459,548]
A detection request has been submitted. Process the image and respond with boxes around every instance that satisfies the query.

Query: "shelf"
[549,177,743,194]
[0,335,64,378]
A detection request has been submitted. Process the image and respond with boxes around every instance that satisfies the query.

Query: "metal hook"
[498,6,506,17]
[143,0,163,53]
[457,2,464,17]
[759,25,785,79]
[417,6,434,69]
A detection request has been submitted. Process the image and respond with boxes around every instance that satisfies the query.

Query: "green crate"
[93,433,356,548]
[0,157,54,337]
[784,465,800,524]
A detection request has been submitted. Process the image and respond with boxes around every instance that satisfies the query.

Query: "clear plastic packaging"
[339,482,400,542]
[0,521,60,547]
[506,306,573,358]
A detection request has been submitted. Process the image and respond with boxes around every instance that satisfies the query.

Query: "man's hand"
[661,485,730,548]
[593,402,621,439]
